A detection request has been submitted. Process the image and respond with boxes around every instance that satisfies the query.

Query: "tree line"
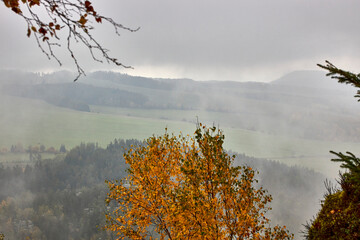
[0,143,66,155]
[0,136,326,239]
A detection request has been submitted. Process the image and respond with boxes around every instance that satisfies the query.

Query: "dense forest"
[0,140,134,239]
[0,139,324,239]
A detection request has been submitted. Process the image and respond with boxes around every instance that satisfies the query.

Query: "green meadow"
[1,95,359,177]
[90,105,360,176]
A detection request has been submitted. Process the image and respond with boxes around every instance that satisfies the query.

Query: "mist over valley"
[1,69,359,176]
[1,0,360,238]
[0,69,359,239]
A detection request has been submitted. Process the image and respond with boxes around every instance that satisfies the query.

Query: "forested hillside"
[0,140,324,239]
[3,83,148,112]
[1,70,360,142]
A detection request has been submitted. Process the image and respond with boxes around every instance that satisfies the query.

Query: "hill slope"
[1,70,360,177]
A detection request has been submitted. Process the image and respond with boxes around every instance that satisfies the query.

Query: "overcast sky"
[0,0,360,82]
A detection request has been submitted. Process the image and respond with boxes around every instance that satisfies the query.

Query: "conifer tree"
[318,61,360,99]
[305,62,360,239]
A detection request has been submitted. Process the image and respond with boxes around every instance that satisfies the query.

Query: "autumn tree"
[2,0,138,81]
[105,124,293,239]
[304,62,360,239]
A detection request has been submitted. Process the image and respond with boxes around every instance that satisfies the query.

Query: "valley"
[1,70,360,178]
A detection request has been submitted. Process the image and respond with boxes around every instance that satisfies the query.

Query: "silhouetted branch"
[318,61,360,100]
[2,0,139,81]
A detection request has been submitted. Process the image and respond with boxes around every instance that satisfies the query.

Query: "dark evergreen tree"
[318,61,360,100]
[305,62,360,239]
[59,144,66,153]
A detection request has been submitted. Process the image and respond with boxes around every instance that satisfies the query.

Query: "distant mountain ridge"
[271,70,354,91]
[0,69,350,90]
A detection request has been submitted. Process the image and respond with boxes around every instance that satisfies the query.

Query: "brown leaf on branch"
[78,15,87,26]
[3,0,139,81]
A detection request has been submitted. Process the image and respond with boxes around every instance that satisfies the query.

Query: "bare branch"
[2,0,139,81]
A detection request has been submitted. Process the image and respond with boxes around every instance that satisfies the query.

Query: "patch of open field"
[90,105,360,177]
[1,95,359,177]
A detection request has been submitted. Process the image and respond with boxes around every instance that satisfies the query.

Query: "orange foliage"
[105,124,293,239]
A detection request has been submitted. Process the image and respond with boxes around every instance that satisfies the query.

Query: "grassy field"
[89,105,360,176]
[0,95,201,149]
[1,95,359,177]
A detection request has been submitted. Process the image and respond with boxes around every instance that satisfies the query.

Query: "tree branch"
[2,0,139,81]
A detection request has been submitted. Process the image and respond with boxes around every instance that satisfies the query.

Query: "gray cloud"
[1,0,360,81]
